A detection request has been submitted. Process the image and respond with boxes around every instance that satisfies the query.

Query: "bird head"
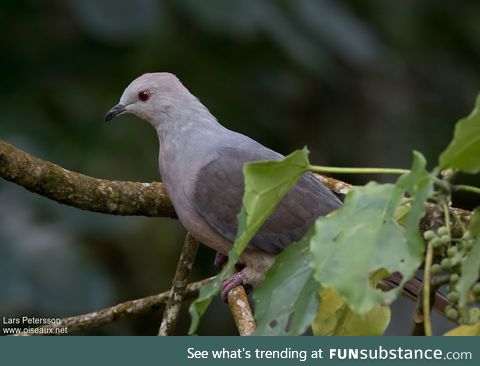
[105,72,191,124]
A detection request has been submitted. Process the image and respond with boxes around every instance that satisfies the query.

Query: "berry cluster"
[423,227,479,324]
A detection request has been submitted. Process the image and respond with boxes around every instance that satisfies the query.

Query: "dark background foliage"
[1,0,479,335]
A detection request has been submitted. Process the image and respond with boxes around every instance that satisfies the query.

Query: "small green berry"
[430,237,443,248]
[440,235,451,244]
[438,226,450,236]
[473,283,480,295]
[423,230,436,241]
[447,291,459,302]
[431,264,442,275]
[452,256,463,267]
[464,240,474,250]
[446,308,459,320]
[450,273,460,284]
[441,258,452,270]
[468,308,480,324]
[463,231,472,240]
[447,247,458,257]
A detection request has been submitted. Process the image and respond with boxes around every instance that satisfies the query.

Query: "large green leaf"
[455,208,480,310]
[188,148,310,334]
[470,207,480,237]
[253,238,319,336]
[456,236,480,309]
[309,152,431,314]
[309,182,405,313]
[396,152,435,259]
[312,288,390,336]
[439,94,480,173]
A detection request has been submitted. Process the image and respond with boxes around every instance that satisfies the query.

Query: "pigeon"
[105,72,342,301]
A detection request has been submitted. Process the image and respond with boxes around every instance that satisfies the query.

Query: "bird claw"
[221,271,245,303]
[214,252,228,271]
[214,252,246,272]
[221,269,252,303]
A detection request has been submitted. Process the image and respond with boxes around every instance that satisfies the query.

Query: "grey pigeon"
[106,73,342,300]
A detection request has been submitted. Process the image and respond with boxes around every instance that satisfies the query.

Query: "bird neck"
[153,97,224,191]
[153,97,222,143]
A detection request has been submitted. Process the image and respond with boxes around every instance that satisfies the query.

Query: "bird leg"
[217,249,275,302]
[215,252,251,302]
[221,268,253,303]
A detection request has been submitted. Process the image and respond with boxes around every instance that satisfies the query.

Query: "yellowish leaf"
[444,323,480,336]
[312,288,391,336]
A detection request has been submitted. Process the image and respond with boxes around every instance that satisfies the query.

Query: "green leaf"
[394,200,411,226]
[439,94,480,173]
[456,236,480,309]
[470,207,480,237]
[312,288,390,336]
[309,152,431,314]
[444,323,480,336]
[309,182,406,313]
[253,238,319,336]
[452,209,480,313]
[396,152,435,260]
[188,148,310,334]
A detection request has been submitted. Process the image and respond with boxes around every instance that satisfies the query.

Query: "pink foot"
[221,269,252,303]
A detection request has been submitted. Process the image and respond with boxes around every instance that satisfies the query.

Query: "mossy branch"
[0,139,176,218]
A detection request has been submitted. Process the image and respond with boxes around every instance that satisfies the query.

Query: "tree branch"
[12,277,215,336]
[227,286,256,336]
[158,233,199,336]
[0,139,176,218]
[313,173,351,195]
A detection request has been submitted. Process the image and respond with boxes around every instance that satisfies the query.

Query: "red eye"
[138,90,150,102]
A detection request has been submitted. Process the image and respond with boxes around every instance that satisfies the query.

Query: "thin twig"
[410,277,444,336]
[454,184,480,195]
[158,233,199,336]
[227,286,256,336]
[11,277,215,336]
[411,293,425,336]
[309,165,410,175]
[423,243,434,336]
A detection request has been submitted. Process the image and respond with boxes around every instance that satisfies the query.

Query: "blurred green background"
[1,0,479,335]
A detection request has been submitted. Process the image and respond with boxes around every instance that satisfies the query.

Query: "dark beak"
[105,104,126,122]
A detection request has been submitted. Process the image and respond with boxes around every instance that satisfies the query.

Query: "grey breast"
[192,133,342,254]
